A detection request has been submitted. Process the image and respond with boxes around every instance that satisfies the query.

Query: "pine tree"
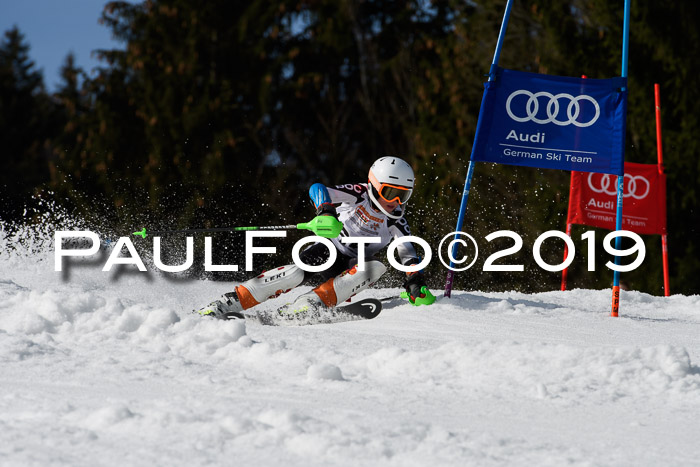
[0,27,57,221]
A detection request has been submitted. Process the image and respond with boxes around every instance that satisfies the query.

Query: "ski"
[252,298,382,326]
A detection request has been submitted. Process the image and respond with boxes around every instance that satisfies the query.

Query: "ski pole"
[132,216,343,239]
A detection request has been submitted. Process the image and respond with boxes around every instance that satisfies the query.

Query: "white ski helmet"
[367,156,414,219]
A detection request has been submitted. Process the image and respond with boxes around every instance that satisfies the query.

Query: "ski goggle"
[369,177,413,205]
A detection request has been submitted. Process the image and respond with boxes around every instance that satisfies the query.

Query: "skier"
[196,156,435,319]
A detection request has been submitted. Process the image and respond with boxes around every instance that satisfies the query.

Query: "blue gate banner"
[472,67,627,175]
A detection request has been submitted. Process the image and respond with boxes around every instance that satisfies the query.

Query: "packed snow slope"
[1,233,699,466]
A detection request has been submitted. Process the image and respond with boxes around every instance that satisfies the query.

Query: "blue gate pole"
[444,0,514,297]
[611,0,631,317]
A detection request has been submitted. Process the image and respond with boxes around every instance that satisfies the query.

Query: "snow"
[1,228,700,466]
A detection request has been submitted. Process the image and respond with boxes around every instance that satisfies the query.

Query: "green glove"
[400,286,436,306]
[297,215,343,238]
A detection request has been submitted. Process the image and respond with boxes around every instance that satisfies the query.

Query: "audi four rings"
[506,90,601,127]
[587,173,650,199]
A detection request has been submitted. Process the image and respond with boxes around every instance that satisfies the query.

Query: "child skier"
[197,156,435,319]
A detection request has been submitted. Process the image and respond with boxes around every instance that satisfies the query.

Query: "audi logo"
[506,90,601,127]
[587,173,650,199]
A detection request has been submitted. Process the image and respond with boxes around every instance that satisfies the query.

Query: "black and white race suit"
[323,182,419,267]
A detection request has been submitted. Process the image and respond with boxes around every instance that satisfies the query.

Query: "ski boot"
[195,291,245,320]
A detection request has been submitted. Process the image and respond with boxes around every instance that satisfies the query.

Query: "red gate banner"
[568,162,667,235]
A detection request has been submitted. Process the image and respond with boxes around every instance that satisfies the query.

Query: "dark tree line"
[1,0,698,294]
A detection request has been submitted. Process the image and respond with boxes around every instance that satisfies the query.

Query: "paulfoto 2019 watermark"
[54,230,646,274]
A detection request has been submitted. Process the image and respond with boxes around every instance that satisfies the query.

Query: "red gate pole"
[561,171,574,291]
[560,222,573,291]
[562,75,588,292]
[661,234,670,296]
[655,83,671,296]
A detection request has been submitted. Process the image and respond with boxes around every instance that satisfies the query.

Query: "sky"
[0,0,133,91]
